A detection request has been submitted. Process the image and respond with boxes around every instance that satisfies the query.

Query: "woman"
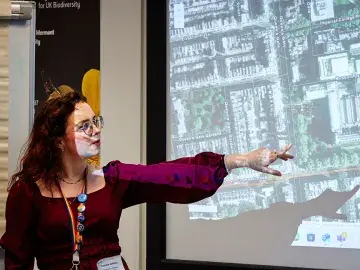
[0,92,293,269]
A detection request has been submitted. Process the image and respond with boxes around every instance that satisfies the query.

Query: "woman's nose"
[92,124,101,136]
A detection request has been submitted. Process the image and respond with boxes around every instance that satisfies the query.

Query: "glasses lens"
[94,116,104,129]
[83,122,93,136]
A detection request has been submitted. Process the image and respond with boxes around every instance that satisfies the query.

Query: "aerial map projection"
[168,0,360,248]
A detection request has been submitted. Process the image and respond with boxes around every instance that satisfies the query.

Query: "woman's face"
[63,102,101,159]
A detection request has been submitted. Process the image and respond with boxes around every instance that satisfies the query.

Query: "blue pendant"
[77,193,88,203]
[77,214,85,223]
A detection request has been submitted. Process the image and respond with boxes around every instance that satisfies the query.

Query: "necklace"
[69,182,86,204]
[59,168,88,203]
[61,177,83,185]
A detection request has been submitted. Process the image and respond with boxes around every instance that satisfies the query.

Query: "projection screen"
[166,0,360,269]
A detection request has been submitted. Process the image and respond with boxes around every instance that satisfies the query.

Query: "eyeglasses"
[76,116,104,136]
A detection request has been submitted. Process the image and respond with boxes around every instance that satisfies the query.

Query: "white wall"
[100,0,146,269]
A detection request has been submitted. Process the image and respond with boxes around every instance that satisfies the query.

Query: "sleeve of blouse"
[104,152,228,209]
[0,181,35,270]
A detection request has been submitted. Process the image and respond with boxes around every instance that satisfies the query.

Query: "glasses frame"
[77,115,104,136]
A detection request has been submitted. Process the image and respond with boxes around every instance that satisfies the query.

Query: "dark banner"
[34,0,100,165]
[34,0,100,113]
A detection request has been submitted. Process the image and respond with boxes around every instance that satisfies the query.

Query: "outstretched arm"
[106,144,293,208]
[105,152,228,208]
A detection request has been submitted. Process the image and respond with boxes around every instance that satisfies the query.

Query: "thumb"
[259,166,282,176]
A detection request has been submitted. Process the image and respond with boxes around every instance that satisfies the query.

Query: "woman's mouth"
[92,139,101,146]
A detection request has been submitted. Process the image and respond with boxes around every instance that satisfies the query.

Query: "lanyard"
[59,180,88,270]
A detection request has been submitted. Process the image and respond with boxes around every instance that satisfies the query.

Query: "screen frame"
[145,0,326,269]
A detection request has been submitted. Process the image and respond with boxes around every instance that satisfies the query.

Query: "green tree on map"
[185,88,228,135]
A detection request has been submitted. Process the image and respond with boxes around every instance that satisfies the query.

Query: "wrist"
[223,155,231,172]
[224,153,249,171]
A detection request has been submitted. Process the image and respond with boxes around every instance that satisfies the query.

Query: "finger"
[259,166,282,176]
[279,144,292,155]
[284,143,292,151]
[283,153,294,159]
[277,155,288,161]
[278,153,294,161]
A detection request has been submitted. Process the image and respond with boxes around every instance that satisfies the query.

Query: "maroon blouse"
[0,152,227,269]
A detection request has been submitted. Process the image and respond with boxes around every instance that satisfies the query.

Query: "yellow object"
[82,69,101,167]
[82,69,100,115]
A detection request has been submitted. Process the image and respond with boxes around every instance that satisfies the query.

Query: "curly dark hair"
[9,91,87,190]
